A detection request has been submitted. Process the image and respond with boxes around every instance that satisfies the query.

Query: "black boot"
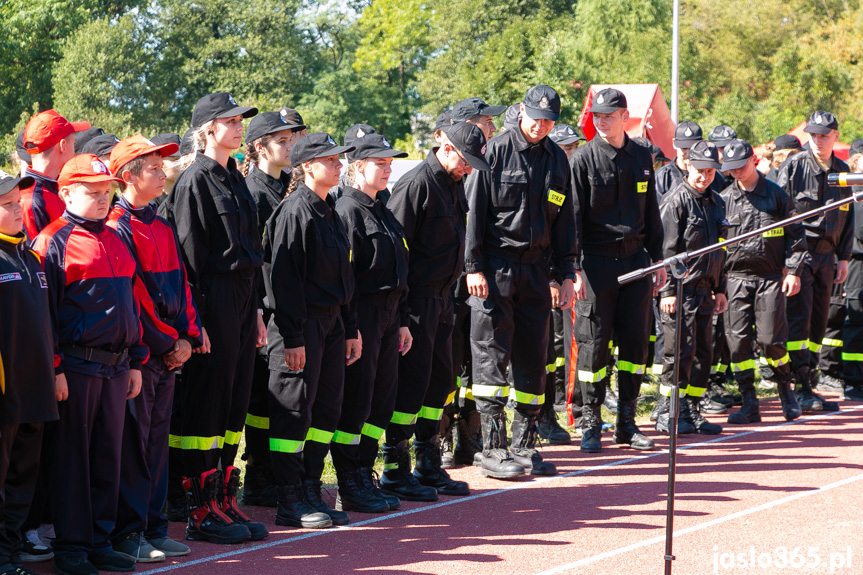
[727,383,761,424]
[777,377,802,421]
[654,409,696,435]
[413,436,470,495]
[358,466,401,510]
[454,410,483,467]
[650,394,669,422]
[681,396,722,435]
[303,479,349,525]
[707,376,738,407]
[538,405,571,445]
[379,441,438,501]
[219,466,269,540]
[510,412,557,476]
[699,395,728,414]
[479,412,526,479]
[614,400,655,450]
[580,405,603,453]
[439,413,455,469]
[166,479,188,522]
[335,469,390,513]
[603,385,619,414]
[240,458,277,507]
[275,484,332,529]
[797,370,840,412]
[183,469,251,544]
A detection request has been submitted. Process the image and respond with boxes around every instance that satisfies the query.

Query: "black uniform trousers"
[269,308,345,486]
[545,307,567,409]
[5,421,45,562]
[113,358,175,544]
[660,286,715,398]
[723,275,790,388]
[819,283,846,376]
[386,290,454,445]
[575,251,653,407]
[470,256,550,416]
[170,271,257,478]
[711,314,731,383]
[451,292,475,412]
[651,297,665,377]
[331,292,401,473]
[787,251,835,384]
[842,258,863,386]
[51,370,129,558]
[242,350,272,475]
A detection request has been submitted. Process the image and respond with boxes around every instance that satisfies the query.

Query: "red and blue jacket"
[108,196,203,352]
[32,211,169,377]
[20,167,65,241]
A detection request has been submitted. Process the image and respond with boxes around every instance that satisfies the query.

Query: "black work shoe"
[537,412,572,445]
[454,411,483,467]
[358,467,400,510]
[414,437,471,495]
[479,412,526,479]
[303,479,349,526]
[380,441,439,501]
[817,373,845,392]
[778,381,802,421]
[682,397,722,435]
[580,406,603,453]
[88,550,135,573]
[510,412,557,476]
[53,555,98,575]
[650,395,669,422]
[844,385,863,401]
[728,386,761,424]
[614,401,655,450]
[18,539,53,563]
[707,379,738,407]
[654,412,696,435]
[797,390,839,412]
[699,396,728,414]
[603,386,619,414]
[275,485,332,529]
[336,469,390,513]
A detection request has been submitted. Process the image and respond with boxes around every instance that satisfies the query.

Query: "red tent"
[755,121,851,161]
[577,84,675,159]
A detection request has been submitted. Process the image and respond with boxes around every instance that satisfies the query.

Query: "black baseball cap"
[673,121,703,148]
[179,128,197,156]
[279,107,305,128]
[290,132,354,166]
[549,124,583,146]
[191,92,257,128]
[503,104,521,130]
[435,111,453,132]
[82,134,120,157]
[804,111,839,134]
[688,141,721,169]
[708,125,737,147]
[245,112,303,145]
[444,122,491,171]
[350,134,408,161]
[15,131,30,164]
[849,138,863,157]
[773,134,801,150]
[591,88,627,114]
[74,127,106,154]
[0,170,34,197]
[344,124,377,149]
[451,98,507,123]
[721,139,754,171]
[523,85,561,121]
[150,133,182,157]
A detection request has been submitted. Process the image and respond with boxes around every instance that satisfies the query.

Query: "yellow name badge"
[762,228,784,238]
[840,203,850,211]
[637,181,648,194]
[548,190,565,206]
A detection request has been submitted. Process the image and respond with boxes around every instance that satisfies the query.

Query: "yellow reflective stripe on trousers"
[224,429,242,446]
[659,384,685,398]
[555,357,565,368]
[305,427,334,444]
[686,386,707,397]
[651,363,664,375]
[245,413,270,430]
[578,366,607,383]
[766,353,790,368]
[510,389,545,406]
[361,422,385,440]
[168,434,224,450]
[842,352,863,362]
[332,430,360,445]
[730,359,756,372]
[617,361,645,375]
[822,338,843,348]
[787,340,809,351]
[808,341,823,353]
[383,462,398,470]
[472,384,509,398]
[270,437,304,453]
[418,405,443,421]
[390,411,417,425]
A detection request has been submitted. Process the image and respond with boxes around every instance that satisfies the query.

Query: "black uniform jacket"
[464,126,575,278]
[570,134,664,269]
[721,174,809,278]
[387,148,466,292]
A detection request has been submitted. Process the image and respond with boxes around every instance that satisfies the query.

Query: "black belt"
[61,345,129,366]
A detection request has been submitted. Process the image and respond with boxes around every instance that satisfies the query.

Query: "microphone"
[827,173,863,187]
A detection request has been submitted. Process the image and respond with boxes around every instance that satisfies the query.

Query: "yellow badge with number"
[840,203,850,211]
[763,228,784,238]
[637,181,648,194]
[548,190,565,206]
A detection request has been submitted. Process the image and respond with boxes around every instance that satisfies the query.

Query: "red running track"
[32,393,863,575]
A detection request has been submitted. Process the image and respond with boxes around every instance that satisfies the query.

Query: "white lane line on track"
[144,405,863,573]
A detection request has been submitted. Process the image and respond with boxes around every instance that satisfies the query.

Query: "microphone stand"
[617,181,863,575]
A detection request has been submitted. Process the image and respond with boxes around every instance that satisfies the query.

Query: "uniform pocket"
[212,194,239,215]
[493,170,527,209]
[573,299,596,342]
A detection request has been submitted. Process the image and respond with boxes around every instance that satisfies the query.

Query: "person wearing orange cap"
[32,154,156,575]
[20,110,90,240]
[106,136,206,562]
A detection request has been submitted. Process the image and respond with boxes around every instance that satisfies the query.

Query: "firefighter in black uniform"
[263,132,360,529]
[719,139,808,423]
[466,84,575,478]
[776,111,851,412]
[383,122,489,500]
[570,88,666,453]
[241,111,305,507]
[842,140,863,401]
[656,141,726,435]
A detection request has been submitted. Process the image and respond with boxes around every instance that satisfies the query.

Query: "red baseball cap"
[110,134,180,176]
[23,110,91,154]
[58,154,124,188]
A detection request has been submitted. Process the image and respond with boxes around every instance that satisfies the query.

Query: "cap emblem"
[279,115,288,124]
[596,94,605,104]
[326,135,337,146]
[381,137,391,148]
[704,149,712,158]
[684,127,693,137]
[539,96,550,109]
[228,94,238,106]
[726,148,735,158]
[814,114,824,125]
[356,128,366,138]
[723,128,731,137]
[567,127,574,135]
[92,160,108,174]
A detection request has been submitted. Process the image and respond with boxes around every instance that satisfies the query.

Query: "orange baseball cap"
[23,110,91,154]
[110,134,180,176]
[58,154,124,188]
